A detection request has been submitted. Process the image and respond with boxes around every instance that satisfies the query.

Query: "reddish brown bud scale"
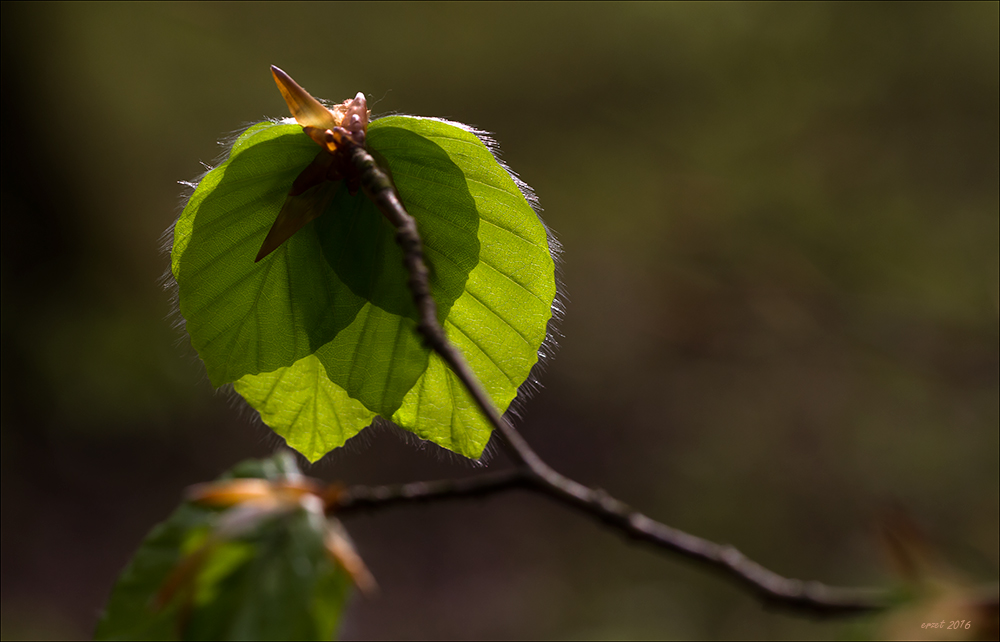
[257,67,371,262]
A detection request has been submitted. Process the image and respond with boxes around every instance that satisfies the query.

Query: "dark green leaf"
[183,511,351,641]
[95,502,214,641]
[95,454,353,641]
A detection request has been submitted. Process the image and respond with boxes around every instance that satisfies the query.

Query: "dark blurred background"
[1,2,997,639]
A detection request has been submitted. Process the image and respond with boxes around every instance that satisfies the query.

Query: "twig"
[347,143,892,616]
[335,469,529,511]
[332,468,888,615]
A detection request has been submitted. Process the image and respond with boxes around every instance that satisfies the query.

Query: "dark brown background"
[1,3,997,639]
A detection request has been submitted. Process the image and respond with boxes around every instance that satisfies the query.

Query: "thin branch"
[335,469,529,512]
[347,143,892,616]
[332,468,889,615]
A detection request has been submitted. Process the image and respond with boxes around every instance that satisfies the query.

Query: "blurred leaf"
[844,510,1000,641]
[181,510,351,641]
[95,454,354,641]
[878,587,994,641]
[94,502,212,641]
[173,113,556,460]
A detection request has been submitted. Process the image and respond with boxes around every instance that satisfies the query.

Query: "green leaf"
[182,511,351,641]
[173,113,557,460]
[95,502,213,641]
[95,454,353,641]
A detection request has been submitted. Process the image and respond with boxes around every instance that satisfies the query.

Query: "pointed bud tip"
[271,66,339,131]
[270,65,289,84]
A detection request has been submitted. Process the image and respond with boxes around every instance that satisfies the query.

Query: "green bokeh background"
[1,2,996,639]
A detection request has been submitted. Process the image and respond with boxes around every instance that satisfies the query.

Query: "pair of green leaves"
[171,113,557,461]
